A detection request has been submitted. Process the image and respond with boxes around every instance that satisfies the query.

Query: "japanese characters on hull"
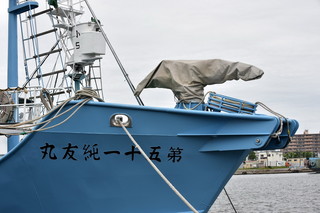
[40,143,183,163]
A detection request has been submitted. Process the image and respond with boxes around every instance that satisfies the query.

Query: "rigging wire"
[83,0,144,106]
[223,188,238,213]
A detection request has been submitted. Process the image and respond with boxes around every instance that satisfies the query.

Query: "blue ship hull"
[0,101,298,212]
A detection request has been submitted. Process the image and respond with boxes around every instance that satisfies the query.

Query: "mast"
[7,0,38,151]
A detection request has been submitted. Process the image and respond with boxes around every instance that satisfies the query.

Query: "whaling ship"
[0,1,298,212]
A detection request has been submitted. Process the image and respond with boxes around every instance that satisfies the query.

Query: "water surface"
[209,173,320,213]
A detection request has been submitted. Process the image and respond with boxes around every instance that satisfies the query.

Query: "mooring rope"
[117,119,199,213]
[255,101,291,139]
[223,188,238,213]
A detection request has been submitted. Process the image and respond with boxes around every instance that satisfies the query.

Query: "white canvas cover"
[134,59,264,103]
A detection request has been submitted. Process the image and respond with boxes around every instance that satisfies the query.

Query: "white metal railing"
[0,86,71,124]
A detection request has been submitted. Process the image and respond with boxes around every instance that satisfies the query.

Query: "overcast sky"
[1,0,320,134]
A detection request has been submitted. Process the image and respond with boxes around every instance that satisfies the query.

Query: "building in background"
[244,150,285,168]
[255,150,285,167]
[286,158,306,168]
[283,130,320,156]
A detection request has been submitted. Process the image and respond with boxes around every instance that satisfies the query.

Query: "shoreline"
[234,168,314,175]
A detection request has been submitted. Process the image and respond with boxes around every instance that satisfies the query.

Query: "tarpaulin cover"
[134,59,264,103]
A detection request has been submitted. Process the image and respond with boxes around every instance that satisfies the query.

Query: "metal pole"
[7,0,19,151]
[7,0,38,151]
[83,0,144,106]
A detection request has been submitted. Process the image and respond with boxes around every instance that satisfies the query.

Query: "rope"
[0,98,89,135]
[180,91,213,110]
[255,102,291,139]
[176,95,291,140]
[0,88,101,135]
[32,99,90,133]
[74,88,104,102]
[117,119,199,213]
[223,188,238,213]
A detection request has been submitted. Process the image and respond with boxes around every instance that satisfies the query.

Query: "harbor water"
[209,173,320,213]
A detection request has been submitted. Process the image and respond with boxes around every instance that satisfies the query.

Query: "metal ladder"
[19,5,66,89]
[88,59,104,100]
[18,0,104,102]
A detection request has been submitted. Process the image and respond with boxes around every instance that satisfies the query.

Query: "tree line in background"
[247,151,316,161]
[283,151,316,159]
[248,151,257,161]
